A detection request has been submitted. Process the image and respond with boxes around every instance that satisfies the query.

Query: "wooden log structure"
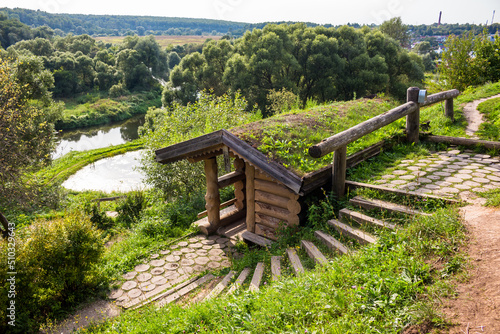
[406,86,420,144]
[197,198,237,219]
[217,171,245,189]
[254,179,299,200]
[233,158,246,210]
[420,89,460,107]
[245,163,256,233]
[424,135,500,150]
[332,145,347,199]
[204,157,221,231]
[308,101,418,158]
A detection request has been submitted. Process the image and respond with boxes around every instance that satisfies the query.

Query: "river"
[55,115,149,192]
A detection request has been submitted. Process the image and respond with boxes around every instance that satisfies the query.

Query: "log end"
[308,146,322,158]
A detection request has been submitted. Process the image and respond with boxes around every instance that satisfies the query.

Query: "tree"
[380,17,409,48]
[0,56,60,234]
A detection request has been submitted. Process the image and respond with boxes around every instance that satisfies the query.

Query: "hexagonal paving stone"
[444,177,462,183]
[196,249,208,256]
[393,170,408,175]
[454,173,472,179]
[473,178,490,183]
[457,169,473,174]
[160,249,170,255]
[439,187,460,194]
[166,272,180,280]
[221,260,232,267]
[435,181,452,187]
[195,257,210,265]
[216,237,229,243]
[164,263,180,270]
[180,247,194,253]
[185,253,198,259]
[207,262,221,269]
[408,166,421,171]
[136,273,152,282]
[139,282,156,292]
[201,239,215,245]
[128,289,142,298]
[487,175,500,182]
[172,251,183,256]
[202,245,213,250]
[122,271,137,280]
[209,255,222,262]
[435,172,451,177]
[180,259,195,266]
[382,174,396,179]
[150,254,159,259]
[152,276,168,285]
[390,180,407,185]
[418,178,433,183]
[170,244,179,249]
[400,175,416,180]
[427,175,441,180]
[178,267,194,275]
[190,243,203,249]
[134,264,150,272]
[208,249,224,256]
[424,184,440,190]
[121,281,138,291]
[463,181,481,187]
[151,259,166,267]
[151,268,165,275]
[193,265,205,272]
[165,255,181,263]
[454,184,471,190]
[442,168,456,173]
[109,289,124,299]
[472,187,488,192]
[188,238,199,243]
[178,241,189,247]
[472,172,486,178]
[211,243,226,249]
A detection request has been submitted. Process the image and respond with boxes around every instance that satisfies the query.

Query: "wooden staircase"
[140,195,429,308]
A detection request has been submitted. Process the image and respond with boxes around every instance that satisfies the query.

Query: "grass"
[37,140,144,185]
[476,97,500,141]
[476,188,500,207]
[95,35,221,47]
[79,193,466,333]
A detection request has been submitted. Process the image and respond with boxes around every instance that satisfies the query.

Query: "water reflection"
[53,115,145,159]
[62,150,148,193]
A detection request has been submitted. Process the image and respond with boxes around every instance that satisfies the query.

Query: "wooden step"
[314,230,349,255]
[204,271,236,300]
[301,240,328,265]
[286,248,304,275]
[350,196,431,216]
[339,208,396,230]
[249,262,265,292]
[327,219,377,245]
[156,274,214,307]
[271,256,281,281]
[226,268,252,295]
[242,231,273,247]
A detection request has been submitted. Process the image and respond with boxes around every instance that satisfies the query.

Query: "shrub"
[266,88,299,116]
[116,191,146,227]
[109,82,129,98]
[0,212,104,333]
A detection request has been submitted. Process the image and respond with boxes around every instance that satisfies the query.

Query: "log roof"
[155,129,303,194]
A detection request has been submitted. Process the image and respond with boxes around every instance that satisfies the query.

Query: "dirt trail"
[442,205,500,333]
[463,93,500,138]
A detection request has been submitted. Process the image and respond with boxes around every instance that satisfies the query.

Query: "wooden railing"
[308,87,460,198]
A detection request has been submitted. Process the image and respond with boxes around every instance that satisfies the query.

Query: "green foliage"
[476,188,500,207]
[116,191,146,227]
[265,88,299,116]
[439,32,500,90]
[476,97,500,141]
[379,17,409,47]
[141,91,257,200]
[0,212,104,333]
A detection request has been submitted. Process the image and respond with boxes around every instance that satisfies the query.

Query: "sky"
[1,0,498,26]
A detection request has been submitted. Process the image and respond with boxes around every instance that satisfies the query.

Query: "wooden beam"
[254,179,299,200]
[339,208,396,230]
[420,89,460,107]
[255,223,278,241]
[204,157,220,230]
[445,98,454,121]
[350,196,431,217]
[246,163,256,233]
[271,256,281,281]
[255,201,289,222]
[286,248,304,275]
[332,146,347,199]
[218,171,245,189]
[424,135,500,150]
[197,198,237,218]
[242,230,273,247]
[345,180,461,204]
[406,86,420,144]
[308,102,418,158]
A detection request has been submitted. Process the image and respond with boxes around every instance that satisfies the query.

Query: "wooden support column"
[234,158,246,210]
[204,157,220,230]
[445,98,454,122]
[406,86,420,144]
[246,163,256,233]
[332,145,347,199]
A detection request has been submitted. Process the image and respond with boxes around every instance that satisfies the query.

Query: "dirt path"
[441,205,500,333]
[463,93,500,138]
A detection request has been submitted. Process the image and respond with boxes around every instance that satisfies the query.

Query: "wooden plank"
[301,240,328,265]
[406,87,420,144]
[344,180,461,204]
[156,130,224,164]
[249,262,265,292]
[350,196,431,217]
[286,248,304,275]
[445,98,454,121]
[271,256,281,281]
[255,189,289,209]
[254,179,299,200]
[255,223,278,241]
[256,213,286,230]
[314,230,349,255]
[204,271,236,300]
[241,231,273,247]
[204,157,221,230]
[332,146,347,199]
[420,89,460,107]
[226,268,252,295]
[197,198,237,218]
[246,163,256,233]
[217,218,246,240]
[308,102,418,158]
[219,206,246,228]
[339,208,396,230]
[218,171,245,189]
[424,135,500,150]
[327,219,377,245]
[255,201,289,221]
[300,164,332,195]
[156,274,214,307]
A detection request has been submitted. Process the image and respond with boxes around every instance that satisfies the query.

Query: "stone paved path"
[108,234,238,308]
[373,149,500,200]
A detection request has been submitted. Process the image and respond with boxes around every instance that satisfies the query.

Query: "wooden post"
[332,146,347,199]
[406,87,420,144]
[245,163,256,232]
[445,98,454,122]
[204,157,220,230]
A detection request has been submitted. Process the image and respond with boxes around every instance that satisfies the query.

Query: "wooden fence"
[308,87,460,198]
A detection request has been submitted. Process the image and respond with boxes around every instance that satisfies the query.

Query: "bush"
[266,88,299,116]
[0,212,104,333]
[117,191,146,227]
[109,82,129,98]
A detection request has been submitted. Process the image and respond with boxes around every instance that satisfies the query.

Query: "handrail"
[420,89,459,107]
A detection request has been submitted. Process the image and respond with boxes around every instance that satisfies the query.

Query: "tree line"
[164,23,425,114]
